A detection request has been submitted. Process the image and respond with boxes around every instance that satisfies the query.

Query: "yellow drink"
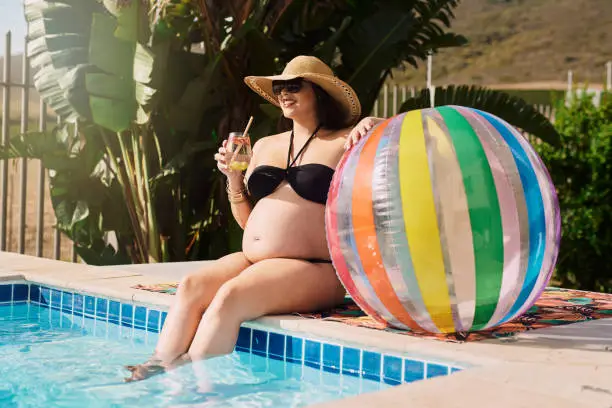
[229,161,249,171]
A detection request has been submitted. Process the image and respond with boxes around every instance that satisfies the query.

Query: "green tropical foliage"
[535,92,612,293]
[0,0,561,265]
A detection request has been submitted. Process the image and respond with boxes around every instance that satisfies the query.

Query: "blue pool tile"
[134,306,147,328]
[40,287,50,305]
[383,355,402,385]
[268,332,285,360]
[147,310,160,332]
[362,351,381,381]
[73,294,84,316]
[61,292,73,313]
[71,315,83,328]
[404,359,425,383]
[29,284,41,303]
[13,284,28,302]
[285,336,303,362]
[96,298,107,320]
[427,363,449,379]
[0,285,11,302]
[304,340,321,369]
[51,289,62,309]
[84,296,96,316]
[322,344,341,373]
[121,303,133,327]
[341,347,360,376]
[235,327,251,351]
[160,312,168,329]
[252,329,268,356]
[94,319,108,337]
[108,300,120,323]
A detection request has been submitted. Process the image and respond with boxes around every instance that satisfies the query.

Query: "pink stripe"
[325,150,385,323]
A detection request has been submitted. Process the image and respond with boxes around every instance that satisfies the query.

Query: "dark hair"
[312,82,348,130]
[276,79,348,132]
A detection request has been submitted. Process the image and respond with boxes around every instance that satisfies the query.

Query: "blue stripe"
[476,110,547,323]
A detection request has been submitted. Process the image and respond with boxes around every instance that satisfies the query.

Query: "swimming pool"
[0,282,464,407]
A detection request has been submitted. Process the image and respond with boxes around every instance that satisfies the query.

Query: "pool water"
[0,303,389,407]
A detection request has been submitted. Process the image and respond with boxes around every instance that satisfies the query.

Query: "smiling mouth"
[281,100,296,107]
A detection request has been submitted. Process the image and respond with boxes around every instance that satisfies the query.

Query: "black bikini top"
[247,126,335,205]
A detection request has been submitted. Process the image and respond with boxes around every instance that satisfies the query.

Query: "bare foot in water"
[124,355,191,383]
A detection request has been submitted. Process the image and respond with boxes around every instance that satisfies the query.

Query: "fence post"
[426,51,433,90]
[36,101,46,257]
[53,116,61,260]
[18,46,30,254]
[72,122,79,263]
[392,85,398,116]
[565,69,573,106]
[0,31,11,251]
[382,84,388,117]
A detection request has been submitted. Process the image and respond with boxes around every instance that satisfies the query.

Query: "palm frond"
[398,85,561,146]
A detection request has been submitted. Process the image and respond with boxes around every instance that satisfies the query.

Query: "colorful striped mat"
[132,284,612,342]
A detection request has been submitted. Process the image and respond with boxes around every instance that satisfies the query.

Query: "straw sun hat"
[244,55,362,126]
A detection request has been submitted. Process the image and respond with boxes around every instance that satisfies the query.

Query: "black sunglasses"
[272,78,304,96]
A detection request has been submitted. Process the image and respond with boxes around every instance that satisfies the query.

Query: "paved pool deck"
[1,252,611,408]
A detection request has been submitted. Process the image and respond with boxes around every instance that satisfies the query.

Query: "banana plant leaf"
[24,0,167,132]
[398,85,561,146]
[0,126,132,265]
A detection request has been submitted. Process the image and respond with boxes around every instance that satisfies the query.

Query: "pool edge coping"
[1,253,611,408]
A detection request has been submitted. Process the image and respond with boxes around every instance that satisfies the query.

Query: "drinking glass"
[227,132,252,171]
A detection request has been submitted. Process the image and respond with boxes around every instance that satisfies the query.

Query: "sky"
[0,0,27,53]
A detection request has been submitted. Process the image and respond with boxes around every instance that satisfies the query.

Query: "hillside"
[2,0,611,92]
[394,0,612,88]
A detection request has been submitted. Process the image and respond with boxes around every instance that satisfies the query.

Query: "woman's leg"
[154,252,252,361]
[186,258,346,360]
[125,252,251,381]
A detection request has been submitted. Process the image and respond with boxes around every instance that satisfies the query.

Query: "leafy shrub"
[535,91,612,292]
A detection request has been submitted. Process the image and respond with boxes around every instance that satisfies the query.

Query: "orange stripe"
[351,121,422,331]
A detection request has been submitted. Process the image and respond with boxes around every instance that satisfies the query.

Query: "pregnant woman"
[126,55,382,382]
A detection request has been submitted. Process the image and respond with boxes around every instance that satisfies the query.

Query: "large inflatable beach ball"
[325,106,561,334]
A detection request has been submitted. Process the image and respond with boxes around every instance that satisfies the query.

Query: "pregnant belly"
[242,190,331,263]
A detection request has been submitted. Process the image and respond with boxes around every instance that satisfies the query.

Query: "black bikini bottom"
[306,258,333,264]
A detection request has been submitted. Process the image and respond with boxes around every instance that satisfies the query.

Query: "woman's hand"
[215,140,244,183]
[344,117,385,150]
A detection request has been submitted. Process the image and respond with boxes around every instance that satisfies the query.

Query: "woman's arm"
[215,137,259,229]
[344,116,386,150]
[221,136,267,229]
[226,175,252,229]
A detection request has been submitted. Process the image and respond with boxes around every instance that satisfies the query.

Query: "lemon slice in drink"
[229,161,249,171]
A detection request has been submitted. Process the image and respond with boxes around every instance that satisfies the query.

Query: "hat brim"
[244,73,362,127]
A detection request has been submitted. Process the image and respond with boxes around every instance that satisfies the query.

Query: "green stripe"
[438,106,504,330]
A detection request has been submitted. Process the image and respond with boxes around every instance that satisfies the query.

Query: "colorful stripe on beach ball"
[325,106,560,334]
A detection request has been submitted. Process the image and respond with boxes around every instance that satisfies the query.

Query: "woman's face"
[273,79,317,121]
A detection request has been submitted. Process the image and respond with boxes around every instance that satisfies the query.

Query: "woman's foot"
[124,358,167,383]
[124,354,192,383]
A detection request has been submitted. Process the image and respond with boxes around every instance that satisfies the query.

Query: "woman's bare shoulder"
[316,127,348,141]
[253,131,290,150]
